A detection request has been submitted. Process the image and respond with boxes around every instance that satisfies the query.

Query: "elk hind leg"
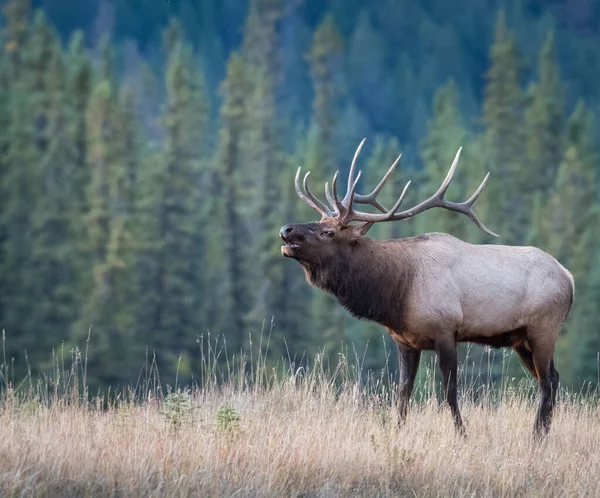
[530,335,560,437]
[397,346,421,425]
[513,341,538,380]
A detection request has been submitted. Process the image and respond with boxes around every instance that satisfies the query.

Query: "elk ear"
[352,222,374,237]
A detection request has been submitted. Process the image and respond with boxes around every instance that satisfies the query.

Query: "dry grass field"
[0,344,599,497]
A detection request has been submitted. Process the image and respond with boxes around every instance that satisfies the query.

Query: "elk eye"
[321,230,334,238]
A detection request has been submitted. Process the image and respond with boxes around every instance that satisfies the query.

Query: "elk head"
[280,138,498,265]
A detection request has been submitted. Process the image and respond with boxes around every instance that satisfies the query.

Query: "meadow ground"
[0,346,599,497]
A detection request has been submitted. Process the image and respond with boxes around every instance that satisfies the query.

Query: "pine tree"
[23,11,56,155]
[538,104,597,276]
[570,250,600,385]
[0,74,36,375]
[0,8,54,375]
[0,54,10,331]
[135,21,210,378]
[240,0,289,354]
[347,10,389,127]
[27,37,81,369]
[119,88,139,212]
[542,147,595,268]
[67,30,92,208]
[563,100,596,169]
[308,14,343,153]
[562,103,597,282]
[211,52,249,355]
[77,36,140,386]
[482,11,525,244]
[524,30,563,196]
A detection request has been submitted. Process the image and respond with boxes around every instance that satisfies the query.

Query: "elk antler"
[294,139,498,237]
[294,168,335,218]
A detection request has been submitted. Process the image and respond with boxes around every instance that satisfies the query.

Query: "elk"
[280,139,574,437]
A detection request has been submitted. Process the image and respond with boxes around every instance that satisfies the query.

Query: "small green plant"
[163,388,192,429]
[216,403,240,433]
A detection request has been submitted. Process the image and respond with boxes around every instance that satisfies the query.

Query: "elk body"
[280,140,574,436]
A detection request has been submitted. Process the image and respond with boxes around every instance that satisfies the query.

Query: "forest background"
[1,0,599,391]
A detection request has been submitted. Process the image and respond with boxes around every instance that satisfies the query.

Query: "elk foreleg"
[397,346,421,425]
[435,340,465,435]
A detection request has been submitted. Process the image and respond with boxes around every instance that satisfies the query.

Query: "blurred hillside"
[0,0,599,390]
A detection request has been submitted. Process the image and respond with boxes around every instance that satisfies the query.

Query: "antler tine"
[337,180,412,224]
[380,181,412,221]
[295,168,334,218]
[353,153,402,213]
[325,181,337,215]
[294,167,313,208]
[353,197,387,213]
[464,172,490,207]
[339,147,498,237]
[435,147,462,198]
[343,170,362,217]
[331,170,346,217]
[304,171,335,217]
[453,202,499,237]
[450,172,499,237]
[343,138,367,205]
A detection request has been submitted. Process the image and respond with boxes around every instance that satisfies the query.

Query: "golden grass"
[0,355,599,498]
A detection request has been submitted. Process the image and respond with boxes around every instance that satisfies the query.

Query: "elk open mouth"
[281,235,300,257]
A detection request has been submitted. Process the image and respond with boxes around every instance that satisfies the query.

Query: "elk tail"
[562,265,575,320]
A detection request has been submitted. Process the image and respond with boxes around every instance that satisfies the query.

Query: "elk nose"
[280,225,294,238]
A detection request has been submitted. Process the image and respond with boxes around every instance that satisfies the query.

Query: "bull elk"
[280,139,574,437]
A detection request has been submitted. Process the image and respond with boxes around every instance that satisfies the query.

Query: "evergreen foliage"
[0,1,599,388]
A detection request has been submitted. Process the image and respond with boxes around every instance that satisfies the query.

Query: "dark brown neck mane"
[302,238,413,330]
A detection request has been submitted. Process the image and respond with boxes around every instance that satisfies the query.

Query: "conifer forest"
[1,0,600,391]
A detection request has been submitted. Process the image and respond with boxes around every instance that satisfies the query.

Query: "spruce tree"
[211,52,249,356]
[482,11,525,244]
[538,103,597,276]
[541,147,595,273]
[77,36,140,386]
[67,30,92,208]
[241,0,289,354]
[570,250,600,385]
[135,21,210,378]
[0,76,36,371]
[23,11,56,155]
[0,55,10,332]
[347,10,389,127]
[308,14,343,153]
[27,38,81,368]
[0,8,52,375]
[525,30,563,196]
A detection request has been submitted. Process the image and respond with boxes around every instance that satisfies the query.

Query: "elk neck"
[302,237,413,329]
